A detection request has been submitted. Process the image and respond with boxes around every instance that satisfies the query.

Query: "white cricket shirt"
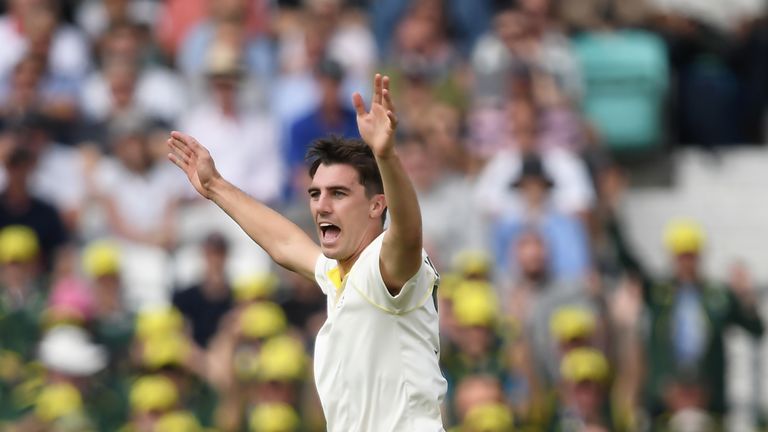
[313,232,447,432]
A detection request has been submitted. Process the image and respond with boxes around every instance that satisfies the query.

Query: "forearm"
[376,150,422,249]
[208,177,319,280]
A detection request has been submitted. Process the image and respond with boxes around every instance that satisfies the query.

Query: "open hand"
[167,131,221,199]
[353,74,398,158]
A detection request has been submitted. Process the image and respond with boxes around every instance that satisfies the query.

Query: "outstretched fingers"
[373,73,382,106]
[352,92,367,116]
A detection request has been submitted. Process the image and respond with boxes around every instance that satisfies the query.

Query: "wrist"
[207,175,229,201]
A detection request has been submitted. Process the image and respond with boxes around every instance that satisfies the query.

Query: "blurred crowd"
[0,0,766,431]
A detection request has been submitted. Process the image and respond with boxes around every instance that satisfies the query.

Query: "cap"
[233,272,279,303]
[510,154,554,188]
[35,382,83,422]
[155,411,203,432]
[452,283,498,328]
[135,306,184,340]
[82,240,120,278]
[452,249,493,278]
[0,225,39,263]
[257,335,307,382]
[549,306,596,342]
[130,375,178,413]
[240,302,287,340]
[560,348,609,383]
[462,403,514,432]
[664,219,705,255]
[38,325,107,376]
[141,333,190,370]
[249,403,300,432]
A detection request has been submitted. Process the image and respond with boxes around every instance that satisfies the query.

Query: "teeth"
[320,223,332,228]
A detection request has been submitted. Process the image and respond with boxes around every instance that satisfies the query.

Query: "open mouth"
[319,222,341,243]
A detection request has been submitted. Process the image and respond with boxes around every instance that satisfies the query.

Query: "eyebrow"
[307,185,353,195]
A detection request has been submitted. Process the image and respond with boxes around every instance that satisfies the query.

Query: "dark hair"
[306,136,383,196]
[306,135,386,223]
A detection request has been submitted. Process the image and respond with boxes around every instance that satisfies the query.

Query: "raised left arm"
[353,74,422,293]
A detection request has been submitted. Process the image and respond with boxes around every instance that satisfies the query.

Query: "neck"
[337,227,382,277]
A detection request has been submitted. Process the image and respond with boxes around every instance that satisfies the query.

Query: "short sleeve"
[352,234,439,315]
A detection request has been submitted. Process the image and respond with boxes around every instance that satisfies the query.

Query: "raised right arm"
[168,131,320,281]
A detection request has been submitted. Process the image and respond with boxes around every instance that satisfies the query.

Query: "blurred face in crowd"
[399,136,438,191]
[210,74,240,112]
[209,0,247,21]
[674,253,700,282]
[453,375,504,422]
[456,324,494,360]
[102,24,142,62]
[11,56,43,108]
[114,134,151,173]
[318,75,342,113]
[515,231,548,281]
[106,61,138,111]
[518,176,551,209]
[309,164,385,262]
[563,379,605,420]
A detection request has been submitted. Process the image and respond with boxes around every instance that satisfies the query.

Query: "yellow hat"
[82,240,120,277]
[463,403,514,432]
[35,382,83,422]
[142,333,190,370]
[240,302,287,340]
[233,272,279,303]
[664,219,705,255]
[549,307,596,342]
[258,335,306,382]
[249,403,300,432]
[560,348,609,383]
[453,249,492,277]
[135,307,184,340]
[452,283,498,328]
[0,225,39,263]
[130,375,178,413]
[154,410,202,432]
[437,273,462,300]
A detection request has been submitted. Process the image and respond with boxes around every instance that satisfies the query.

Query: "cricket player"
[167,74,447,431]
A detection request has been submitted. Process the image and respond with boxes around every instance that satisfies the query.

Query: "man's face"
[308,164,383,261]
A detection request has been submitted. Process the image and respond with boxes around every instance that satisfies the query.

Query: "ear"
[369,194,386,220]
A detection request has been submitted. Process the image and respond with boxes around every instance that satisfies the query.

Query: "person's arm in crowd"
[353,74,422,293]
[167,131,320,281]
[610,277,645,429]
[726,262,764,336]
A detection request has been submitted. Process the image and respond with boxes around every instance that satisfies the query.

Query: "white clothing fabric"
[474,148,595,219]
[648,0,765,32]
[95,158,184,235]
[179,103,283,203]
[313,232,446,432]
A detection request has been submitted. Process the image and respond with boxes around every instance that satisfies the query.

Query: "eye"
[308,191,319,200]
[333,191,346,198]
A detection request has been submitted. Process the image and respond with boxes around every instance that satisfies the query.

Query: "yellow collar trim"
[327,267,343,295]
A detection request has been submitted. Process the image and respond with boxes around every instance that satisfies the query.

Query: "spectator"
[451,374,507,427]
[179,42,283,204]
[398,131,483,268]
[0,0,90,83]
[643,220,764,419]
[490,155,591,280]
[0,225,46,360]
[286,58,360,198]
[473,97,594,223]
[93,114,182,249]
[80,21,187,127]
[0,145,68,266]
[172,232,234,348]
[0,113,87,231]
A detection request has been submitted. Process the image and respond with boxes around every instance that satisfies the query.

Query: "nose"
[314,192,333,216]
